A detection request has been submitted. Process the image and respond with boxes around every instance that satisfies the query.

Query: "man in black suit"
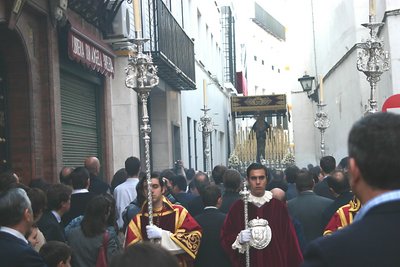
[37,183,72,242]
[288,170,332,246]
[321,170,353,228]
[303,112,400,266]
[188,172,210,217]
[62,167,95,226]
[194,184,231,267]
[0,188,47,267]
[85,156,110,194]
[313,156,336,200]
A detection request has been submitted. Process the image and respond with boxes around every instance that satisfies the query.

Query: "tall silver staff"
[125,0,159,229]
[240,180,250,267]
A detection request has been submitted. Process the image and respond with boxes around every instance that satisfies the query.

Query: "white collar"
[51,210,62,223]
[248,191,273,207]
[72,189,89,194]
[0,226,28,244]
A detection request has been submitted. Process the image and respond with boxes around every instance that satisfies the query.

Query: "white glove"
[239,229,252,244]
[146,225,162,239]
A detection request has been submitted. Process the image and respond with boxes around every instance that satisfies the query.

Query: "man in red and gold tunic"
[323,197,361,235]
[221,163,303,267]
[125,175,202,267]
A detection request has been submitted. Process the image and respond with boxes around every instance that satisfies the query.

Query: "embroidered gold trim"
[171,230,202,259]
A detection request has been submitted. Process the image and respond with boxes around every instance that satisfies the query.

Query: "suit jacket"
[89,175,110,195]
[321,191,354,228]
[37,210,66,242]
[288,191,333,245]
[62,192,96,226]
[194,208,231,267]
[188,195,204,217]
[219,191,241,214]
[302,200,400,267]
[0,231,47,267]
[313,178,335,200]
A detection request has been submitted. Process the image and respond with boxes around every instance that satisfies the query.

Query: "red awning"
[67,15,115,77]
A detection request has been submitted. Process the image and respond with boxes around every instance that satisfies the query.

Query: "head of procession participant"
[144,175,166,210]
[246,163,268,197]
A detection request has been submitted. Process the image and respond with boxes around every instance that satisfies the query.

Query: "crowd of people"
[1,112,400,267]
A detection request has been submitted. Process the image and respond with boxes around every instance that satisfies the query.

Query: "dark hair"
[295,170,314,192]
[337,157,349,170]
[212,165,228,185]
[46,184,72,211]
[185,168,196,181]
[170,175,187,192]
[0,172,18,192]
[200,184,221,207]
[110,242,179,267]
[348,112,400,189]
[111,168,128,193]
[136,176,147,207]
[70,167,90,189]
[246,163,268,178]
[310,166,321,184]
[320,156,336,174]
[159,169,175,181]
[193,172,210,194]
[81,195,113,237]
[39,241,71,267]
[26,187,47,221]
[284,165,300,184]
[59,167,74,186]
[223,169,242,192]
[327,170,350,194]
[125,157,141,177]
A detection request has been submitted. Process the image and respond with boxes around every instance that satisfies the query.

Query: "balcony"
[146,0,196,90]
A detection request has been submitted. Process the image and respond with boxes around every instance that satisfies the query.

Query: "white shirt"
[114,177,139,228]
[0,226,28,244]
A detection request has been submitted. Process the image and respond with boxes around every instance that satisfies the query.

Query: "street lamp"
[298,74,318,103]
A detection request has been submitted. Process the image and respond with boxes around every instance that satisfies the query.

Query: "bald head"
[84,157,100,176]
[327,170,350,195]
[271,187,286,201]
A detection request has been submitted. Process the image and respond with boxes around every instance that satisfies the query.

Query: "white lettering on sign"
[69,31,114,76]
[72,36,85,58]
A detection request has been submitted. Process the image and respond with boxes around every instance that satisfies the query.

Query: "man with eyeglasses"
[221,163,303,267]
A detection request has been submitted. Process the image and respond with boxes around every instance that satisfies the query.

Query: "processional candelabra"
[357,8,390,115]
[198,106,214,176]
[314,102,330,157]
[125,32,159,226]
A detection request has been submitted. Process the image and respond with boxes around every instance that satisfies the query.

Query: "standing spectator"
[313,156,336,199]
[66,195,120,267]
[85,156,110,195]
[284,165,300,201]
[288,170,333,246]
[62,167,95,226]
[37,184,72,242]
[0,188,47,267]
[170,174,194,209]
[321,170,354,228]
[111,168,127,193]
[39,241,72,267]
[221,163,303,267]
[111,242,179,267]
[188,171,210,217]
[220,169,242,213]
[59,166,74,186]
[114,156,141,230]
[212,165,228,193]
[195,185,231,267]
[303,112,400,266]
[125,175,202,266]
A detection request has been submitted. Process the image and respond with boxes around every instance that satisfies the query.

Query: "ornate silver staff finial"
[125,35,159,230]
[314,103,330,157]
[240,180,250,267]
[356,13,390,115]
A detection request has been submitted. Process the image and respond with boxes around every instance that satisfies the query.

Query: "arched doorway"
[0,24,31,181]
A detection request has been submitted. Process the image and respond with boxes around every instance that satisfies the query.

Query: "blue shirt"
[354,189,400,222]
